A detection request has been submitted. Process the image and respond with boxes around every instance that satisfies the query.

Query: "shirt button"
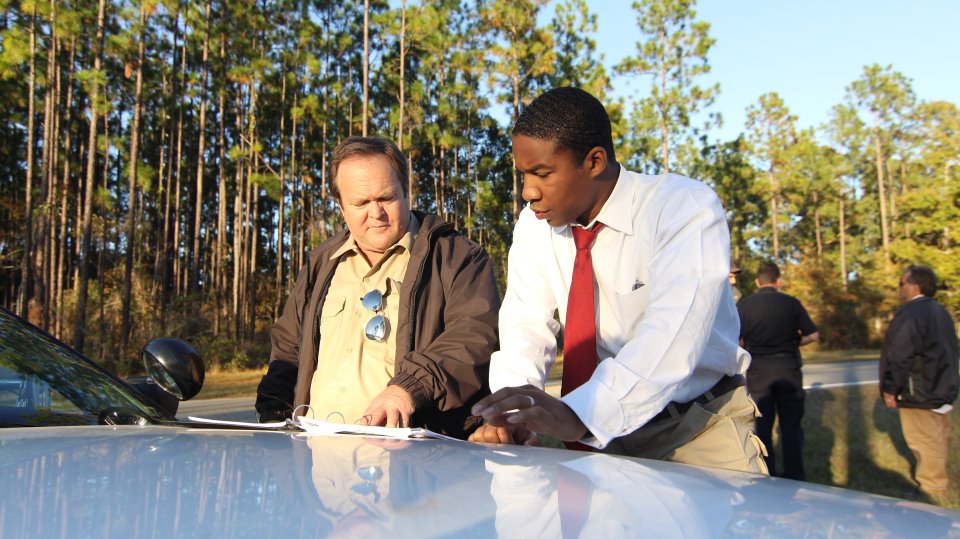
[340,387,346,393]
[347,347,353,353]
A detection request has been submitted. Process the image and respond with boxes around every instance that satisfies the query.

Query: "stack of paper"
[185,415,462,441]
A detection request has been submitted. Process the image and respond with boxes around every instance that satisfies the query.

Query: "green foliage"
[1,0,957,366]
[694,135,763,260]
[137,162,157,192]
[480,0,556,118]
[251,172,281,201]
[548,0,608,96]
[615,0,719,173]
[0,27,31,80]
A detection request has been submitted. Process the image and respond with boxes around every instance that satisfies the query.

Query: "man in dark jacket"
[880,265,959,497]
[255,137,500,438]
[737,261,819,480]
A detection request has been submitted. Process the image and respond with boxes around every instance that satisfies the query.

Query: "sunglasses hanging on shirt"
[361,289,388,342]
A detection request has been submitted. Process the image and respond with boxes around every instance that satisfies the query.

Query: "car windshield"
[0,309,161,427]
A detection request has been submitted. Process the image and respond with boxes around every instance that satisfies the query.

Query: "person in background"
[880,265,959,500]
[737,261,819,480]
[469,87,766,475]
[729,261,743,303]
[255,136,500,438]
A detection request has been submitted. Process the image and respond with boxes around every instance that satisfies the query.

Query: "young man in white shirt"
[469,87,766,474]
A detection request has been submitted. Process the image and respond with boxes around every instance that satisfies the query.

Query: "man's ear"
[583,146,608,177]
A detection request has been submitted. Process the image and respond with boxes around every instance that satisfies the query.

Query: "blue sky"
[591,0,960,142]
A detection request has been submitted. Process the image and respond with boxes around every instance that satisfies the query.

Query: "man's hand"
[468,423,540,446]
[361,385,416,427]
[882,391,898,409]
[471,385,589,443]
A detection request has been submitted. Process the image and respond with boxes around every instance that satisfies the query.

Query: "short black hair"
[513,87,616,163]
[330,137,409,200]
[904,265,937,297]
[757,262,781,285]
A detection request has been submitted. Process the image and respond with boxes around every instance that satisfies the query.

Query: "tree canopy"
[2,0,957,371]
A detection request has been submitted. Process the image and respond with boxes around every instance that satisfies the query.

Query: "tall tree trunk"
[191,0,211,300]
[275,59,288,318]
[839,189,847,291]
[658,28,670,174]
[439,145,447,220]
[121,3,147,361]
[232,89,245,341]
[156,73,169,332]
[245,70,260,342]
[158,3,181,334]
[18,9,37,319]
[407,125,415,207]
[813,191,822,259]
[248,186,259,341]
[56,38,75,337]
[40,0,59,330]
[872,118,890,264]
[768,168,779,262]
[888,160,897,230]
[398,0,406,151]
[362,0,369,136]
[214,32,227,337]
[288,60,300,290]
[74,0,107,352]
[173,36,187,297]
[100,100,111,364]
[97,236,106,362]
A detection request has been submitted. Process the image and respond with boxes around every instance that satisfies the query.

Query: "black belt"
[650,374,745,423]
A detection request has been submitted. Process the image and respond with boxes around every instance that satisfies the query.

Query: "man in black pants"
[737,262,819,480]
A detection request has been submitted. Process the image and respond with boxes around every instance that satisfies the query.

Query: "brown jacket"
[255,212,500,437]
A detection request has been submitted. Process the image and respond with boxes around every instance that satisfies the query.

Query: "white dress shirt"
[490,166,747,448]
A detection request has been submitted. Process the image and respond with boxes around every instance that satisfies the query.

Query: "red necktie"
[562,223,603,451]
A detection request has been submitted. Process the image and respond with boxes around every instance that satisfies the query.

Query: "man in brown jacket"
[256,137,500,438]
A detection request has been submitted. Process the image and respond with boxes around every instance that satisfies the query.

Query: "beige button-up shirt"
[309,214,420,424]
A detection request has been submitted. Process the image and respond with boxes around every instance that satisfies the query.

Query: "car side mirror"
[142,338,205,401]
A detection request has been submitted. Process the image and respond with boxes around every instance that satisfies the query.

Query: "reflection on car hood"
[0,426,958,538]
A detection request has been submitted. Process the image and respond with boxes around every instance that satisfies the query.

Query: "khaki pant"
[900,407,952,493]
[603,386,769,475]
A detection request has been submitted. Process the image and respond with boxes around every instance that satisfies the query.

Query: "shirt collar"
[330,212,420,260]
[551,164,633,236]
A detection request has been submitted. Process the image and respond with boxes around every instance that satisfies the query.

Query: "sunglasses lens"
[361,289,384,311]
[357,465,383,482]
[365,315,387,342]
[351,482,377,495]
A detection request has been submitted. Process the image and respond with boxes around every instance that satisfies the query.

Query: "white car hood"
[0,425,957,538]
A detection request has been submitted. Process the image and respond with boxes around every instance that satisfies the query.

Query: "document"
[296,416,462,441]
[186,416,292,429]
[185,415,462,441]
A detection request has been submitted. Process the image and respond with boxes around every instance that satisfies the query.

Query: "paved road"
[178,360,880,422]
[178,396,257,423]
[803,360,879,390]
